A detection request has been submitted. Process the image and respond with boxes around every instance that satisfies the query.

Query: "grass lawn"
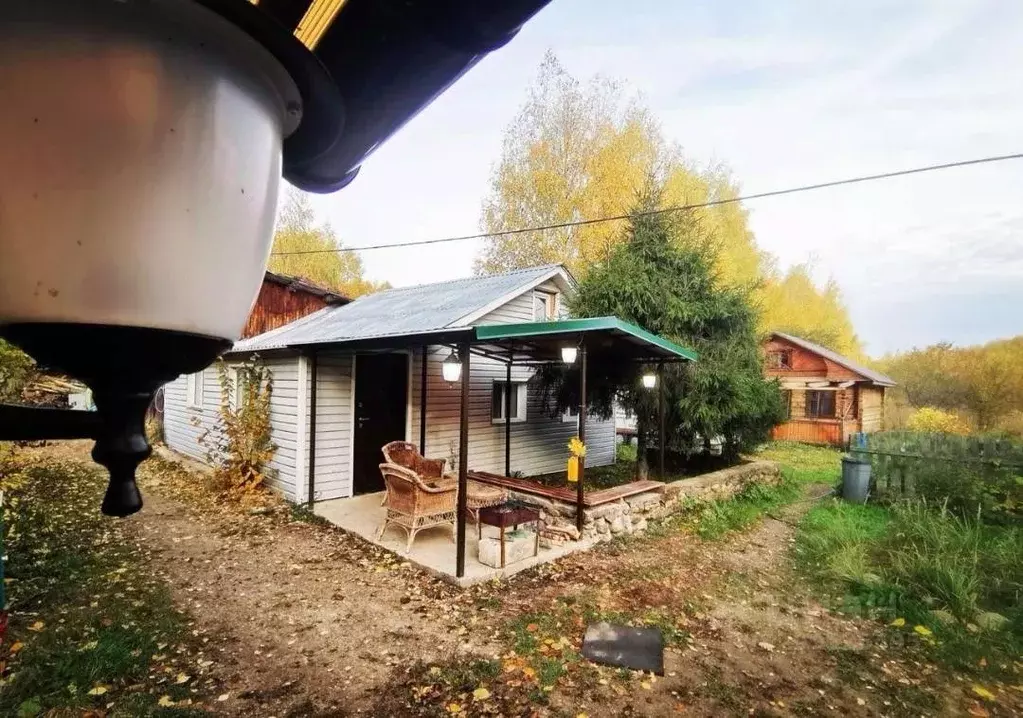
[796,495,1023,677]
[658,441,842,540]
[755,440,844,485]
[778,438,1023,675]
[0,450,216,716]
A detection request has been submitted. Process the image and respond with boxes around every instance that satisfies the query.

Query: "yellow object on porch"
[567,456,579,482]
[568,436,587,459]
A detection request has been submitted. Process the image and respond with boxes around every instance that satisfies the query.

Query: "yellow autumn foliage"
[268,188,389,299]
[475,52,763,290]
[878,336,1023,433]
[906,407,972,435]
[476,52,863,359]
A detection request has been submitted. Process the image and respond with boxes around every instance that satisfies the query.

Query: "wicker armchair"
[381,441,448,505]
[377,463,457,552]
[381,441,448,479]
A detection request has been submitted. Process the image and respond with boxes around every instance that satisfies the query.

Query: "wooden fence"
[849,431,1023,507]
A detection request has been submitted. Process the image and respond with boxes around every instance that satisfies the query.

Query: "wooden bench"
[468,471,664,508]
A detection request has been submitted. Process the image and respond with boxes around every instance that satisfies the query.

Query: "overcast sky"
[302,0,1023,357]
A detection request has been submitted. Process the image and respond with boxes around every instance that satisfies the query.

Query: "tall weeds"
[796,498,1023,669]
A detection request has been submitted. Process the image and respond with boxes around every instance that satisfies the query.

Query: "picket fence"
[848,431,1023,501]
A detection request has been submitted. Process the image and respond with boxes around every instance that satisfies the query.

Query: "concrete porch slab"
[313,492,597,587]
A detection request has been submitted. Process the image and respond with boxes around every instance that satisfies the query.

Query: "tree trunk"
[636,419,649,480]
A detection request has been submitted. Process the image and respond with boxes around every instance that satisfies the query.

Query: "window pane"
[806,390,836,418]
[492,383,503,419]
[534,295,548,321]
[508,383,519,418]
[768,351,792,369]
[187,372,203,407]
[233,370,246,410]
[822,391,835,417]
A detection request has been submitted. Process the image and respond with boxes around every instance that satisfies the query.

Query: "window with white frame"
[491,381,527,423]
[229,367,246,411]
[185,370,204,409]
[562,405,580,424]
[533,290,558,321]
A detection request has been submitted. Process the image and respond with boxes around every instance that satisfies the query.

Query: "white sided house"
[164,265,617,503]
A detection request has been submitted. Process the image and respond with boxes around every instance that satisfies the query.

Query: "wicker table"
[438,476,508,521]
[476,504,541,568]
[465,480,507,521]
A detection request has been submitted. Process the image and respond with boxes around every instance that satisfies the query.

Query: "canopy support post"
[576,341,587,534]
[505,358,512,477]
[657,360,665,480]
[455,342,470,578]
[419,345,428,453]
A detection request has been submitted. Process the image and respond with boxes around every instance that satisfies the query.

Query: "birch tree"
[475,52,765,289]
[268,189,388,298]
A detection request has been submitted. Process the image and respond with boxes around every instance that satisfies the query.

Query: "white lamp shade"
[642,373,657,389]
[0,1,300,342]
[561,346,578,364]
[442,353,462,383]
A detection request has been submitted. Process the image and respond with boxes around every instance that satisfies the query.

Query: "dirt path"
[135,462,499,716]
[482,488,899,717]
[26,444,990,716]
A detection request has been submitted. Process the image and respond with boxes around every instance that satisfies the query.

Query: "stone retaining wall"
[501,459,781,546]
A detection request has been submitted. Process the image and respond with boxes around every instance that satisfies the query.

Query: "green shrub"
[903,459,1021,525]
[197,358,276,493]
[883,502,1022,619]
[798,500,1021,616]
[615,441,637,463]
[0,338,34,402]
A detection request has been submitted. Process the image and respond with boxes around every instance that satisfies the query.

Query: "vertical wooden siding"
[242,280,331,339]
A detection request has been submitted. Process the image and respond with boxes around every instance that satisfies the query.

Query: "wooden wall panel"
[771,419,841,445]
[859,387,885,433]
[763,337,828,378]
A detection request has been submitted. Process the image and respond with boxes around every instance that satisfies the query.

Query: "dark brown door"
[352,353,408,494]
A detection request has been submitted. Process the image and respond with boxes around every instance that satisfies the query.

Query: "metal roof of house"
[232,265,567,353]
[772,332,896,387]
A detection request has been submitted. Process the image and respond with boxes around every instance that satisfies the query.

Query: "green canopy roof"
[473,316,697,363]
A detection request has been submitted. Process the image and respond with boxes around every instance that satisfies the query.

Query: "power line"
[270,152,1023,256]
